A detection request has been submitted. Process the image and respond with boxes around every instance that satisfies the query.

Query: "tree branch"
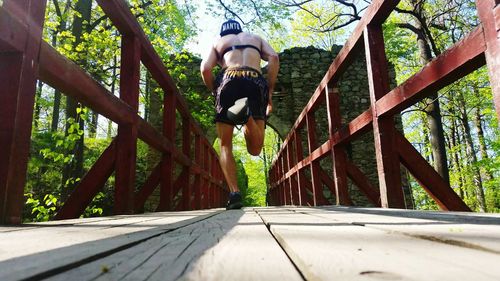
[218,0,246,24]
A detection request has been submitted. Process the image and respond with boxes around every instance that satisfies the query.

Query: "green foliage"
[204,0,291,51]
[25,193,58,222]
[130,0,196,56]
[165,52,214,132]
[288,1,348,50]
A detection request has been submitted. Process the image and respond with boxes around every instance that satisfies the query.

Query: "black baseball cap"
[220,19,242,36]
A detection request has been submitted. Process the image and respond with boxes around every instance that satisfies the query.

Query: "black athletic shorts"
[213,66,269,125]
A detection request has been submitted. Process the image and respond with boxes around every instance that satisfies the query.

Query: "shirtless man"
[200,19,279,209]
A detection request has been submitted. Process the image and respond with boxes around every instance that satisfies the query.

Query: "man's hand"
[266,99,273,117]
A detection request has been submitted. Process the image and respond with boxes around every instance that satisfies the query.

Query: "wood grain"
[256,207,500,281]
[0,210,221,281]
[46,210,302,281]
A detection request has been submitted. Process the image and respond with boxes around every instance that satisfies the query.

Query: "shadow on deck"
[1,207,500,280]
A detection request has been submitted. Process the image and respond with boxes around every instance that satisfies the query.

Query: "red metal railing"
[269,0,500,211]
[0,0,226,224]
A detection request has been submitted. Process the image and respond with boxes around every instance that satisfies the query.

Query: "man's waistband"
[222,66,263,78]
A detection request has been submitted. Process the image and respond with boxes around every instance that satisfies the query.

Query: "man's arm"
[260,38,279,115]
[200,45,218,94]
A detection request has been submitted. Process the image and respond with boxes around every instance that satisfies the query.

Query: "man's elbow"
[200,63,212,76]
[268,54,279,68]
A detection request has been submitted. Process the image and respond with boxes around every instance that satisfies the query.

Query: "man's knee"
[247,144,263,156]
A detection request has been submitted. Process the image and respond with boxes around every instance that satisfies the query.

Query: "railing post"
[114,35,141,214]
[276,156,283,205]
[280,155,289,205]
[268,165,277,206]
[203,143,209,209]
[286,144,295,205]
[476,0,500,124]
[284,146,293,205]
[193,134,202,209]
[158,92,176,211]
[326,87,352,205]
[0,0,47,224]
[207,149,212,209]
[364,25,405,208]
[293,132,308,206]
[180,118,191,210]
[306,113,324,206]
[212,153,218,208]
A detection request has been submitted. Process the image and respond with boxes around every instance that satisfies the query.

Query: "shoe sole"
[226,202,243,210]
[227,98,249,125]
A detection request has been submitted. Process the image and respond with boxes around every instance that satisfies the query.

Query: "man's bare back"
[214,32,270,71]
[200,28,279,105]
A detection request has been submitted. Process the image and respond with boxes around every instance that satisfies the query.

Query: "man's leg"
[243,117,266,156]
[216,122,239,192]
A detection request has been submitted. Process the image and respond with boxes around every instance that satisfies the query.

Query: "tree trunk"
[420,113,432,162]
[89,112,98,138]
[62,0,92,196]
[51,91,61,132]
[458,94,487,212]
[50,0,71,133]
[450,117,464,199]
[474,108,493,181]
[414,20,450,185]
[33,80,43,131]
[107,53,118,139]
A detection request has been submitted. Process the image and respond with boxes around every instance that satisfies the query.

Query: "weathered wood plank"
[0,210,221,281]
[311,206,500,254]
[46,210,302,281]
[256,207,500,281]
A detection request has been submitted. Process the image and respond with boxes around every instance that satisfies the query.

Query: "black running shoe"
[226,192,243,210]
[227,97,250,125]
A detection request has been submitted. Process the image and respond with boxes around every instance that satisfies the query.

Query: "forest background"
[24,0,499,221]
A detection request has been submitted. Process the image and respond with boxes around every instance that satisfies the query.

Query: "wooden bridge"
[1,0,500,280]
[0,207,499,280]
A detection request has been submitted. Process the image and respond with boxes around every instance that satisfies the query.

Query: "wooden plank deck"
[1,207,499,281]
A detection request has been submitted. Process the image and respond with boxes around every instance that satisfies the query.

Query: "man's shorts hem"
[214,115,266,126]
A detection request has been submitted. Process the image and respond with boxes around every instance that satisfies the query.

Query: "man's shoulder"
[241,32,262,40]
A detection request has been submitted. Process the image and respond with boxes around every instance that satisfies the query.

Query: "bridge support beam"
[158,91,176,211]
[0,0,47,224]
[476,0,500,124]
[364,25,405,209]
[114,35,141,215]
[326,87,352,206]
